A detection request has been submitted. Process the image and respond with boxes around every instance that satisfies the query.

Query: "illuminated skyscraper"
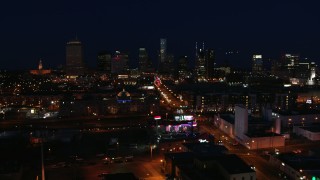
[111,51,129,74]
[160,38,167,63]
[158,38,174,77]
[177,56,189,80]
[158,38,167,73]
[252,55,263,73]
[194,42,214,81]
[195,48,206,81]
[66,39,85,76]
[281,54,299,67]
[97,51,112,74]
[281,54,300,77]
[205,49,215,79]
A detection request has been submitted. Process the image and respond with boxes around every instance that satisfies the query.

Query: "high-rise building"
[308,62,317,85]
[167,54,175,74]
[252,55,263,73]
[160,38,167,63]
[194,41,214,81]
[158,38,167,73]
[66,39,85,76]
[297,62,317,85]
[177,56,189,80]
[195,49,206,81]
[97,51,112,75]
[205,49,215,79]
[280,54,300,78]
[158,38,174,77]
[281,54,299,67]
[111,51,129,74]
[139,48,151,73]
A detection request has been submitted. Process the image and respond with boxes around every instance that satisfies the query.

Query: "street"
[198,122,283,180]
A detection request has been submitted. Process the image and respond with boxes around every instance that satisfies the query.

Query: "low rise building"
[270,153,320,180]
[214,105,285,149]
[163,143,256,180]
[293,126,320,141]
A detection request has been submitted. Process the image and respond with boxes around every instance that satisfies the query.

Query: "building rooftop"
[274,109,320,116]
[67,39,81,45]
[278,153,320,171]
[176,163,225,180]
[196,154,255,175]
[219,114,235,124]
[183,142,228,155]
[218,154,255,174]
[246,132,281,138]
[300,126,320,133]
[164,152,194,164]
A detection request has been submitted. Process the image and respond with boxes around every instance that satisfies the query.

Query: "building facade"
[97,51,112,75]
[66,39,85,76]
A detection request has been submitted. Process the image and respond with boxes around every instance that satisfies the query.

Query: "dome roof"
[117,89,131,100]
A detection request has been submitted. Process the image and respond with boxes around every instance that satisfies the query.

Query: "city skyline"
[1,1,320,70]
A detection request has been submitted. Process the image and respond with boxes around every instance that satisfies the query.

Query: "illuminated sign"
[199,139,208,143]
[174,115,194,121]
[193,122,197,127]
[253,55,262,59]
[141,86,155,90]
[306,99,312,104]
[154,116,161,120]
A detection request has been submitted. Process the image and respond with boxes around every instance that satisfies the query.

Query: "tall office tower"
[66,39,85,76]
[298,62,317,85]
[160,38,167,63]
[205,49,215,79]
[252,55,263,73]
[271,59,281,76]
[167,54,175,77]
[111,51,129,74]
[158,38,167,73]
[308,62,316,85]
[281,54,300,77]
[281,54,299,66]
[195,49,206,81]
[177,56,189,80]
[138,48,149,73]
[97,51,112,74]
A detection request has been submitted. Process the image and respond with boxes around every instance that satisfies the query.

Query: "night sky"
[1,1,320,70]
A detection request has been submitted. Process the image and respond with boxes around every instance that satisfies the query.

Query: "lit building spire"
[38,59,43,70]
